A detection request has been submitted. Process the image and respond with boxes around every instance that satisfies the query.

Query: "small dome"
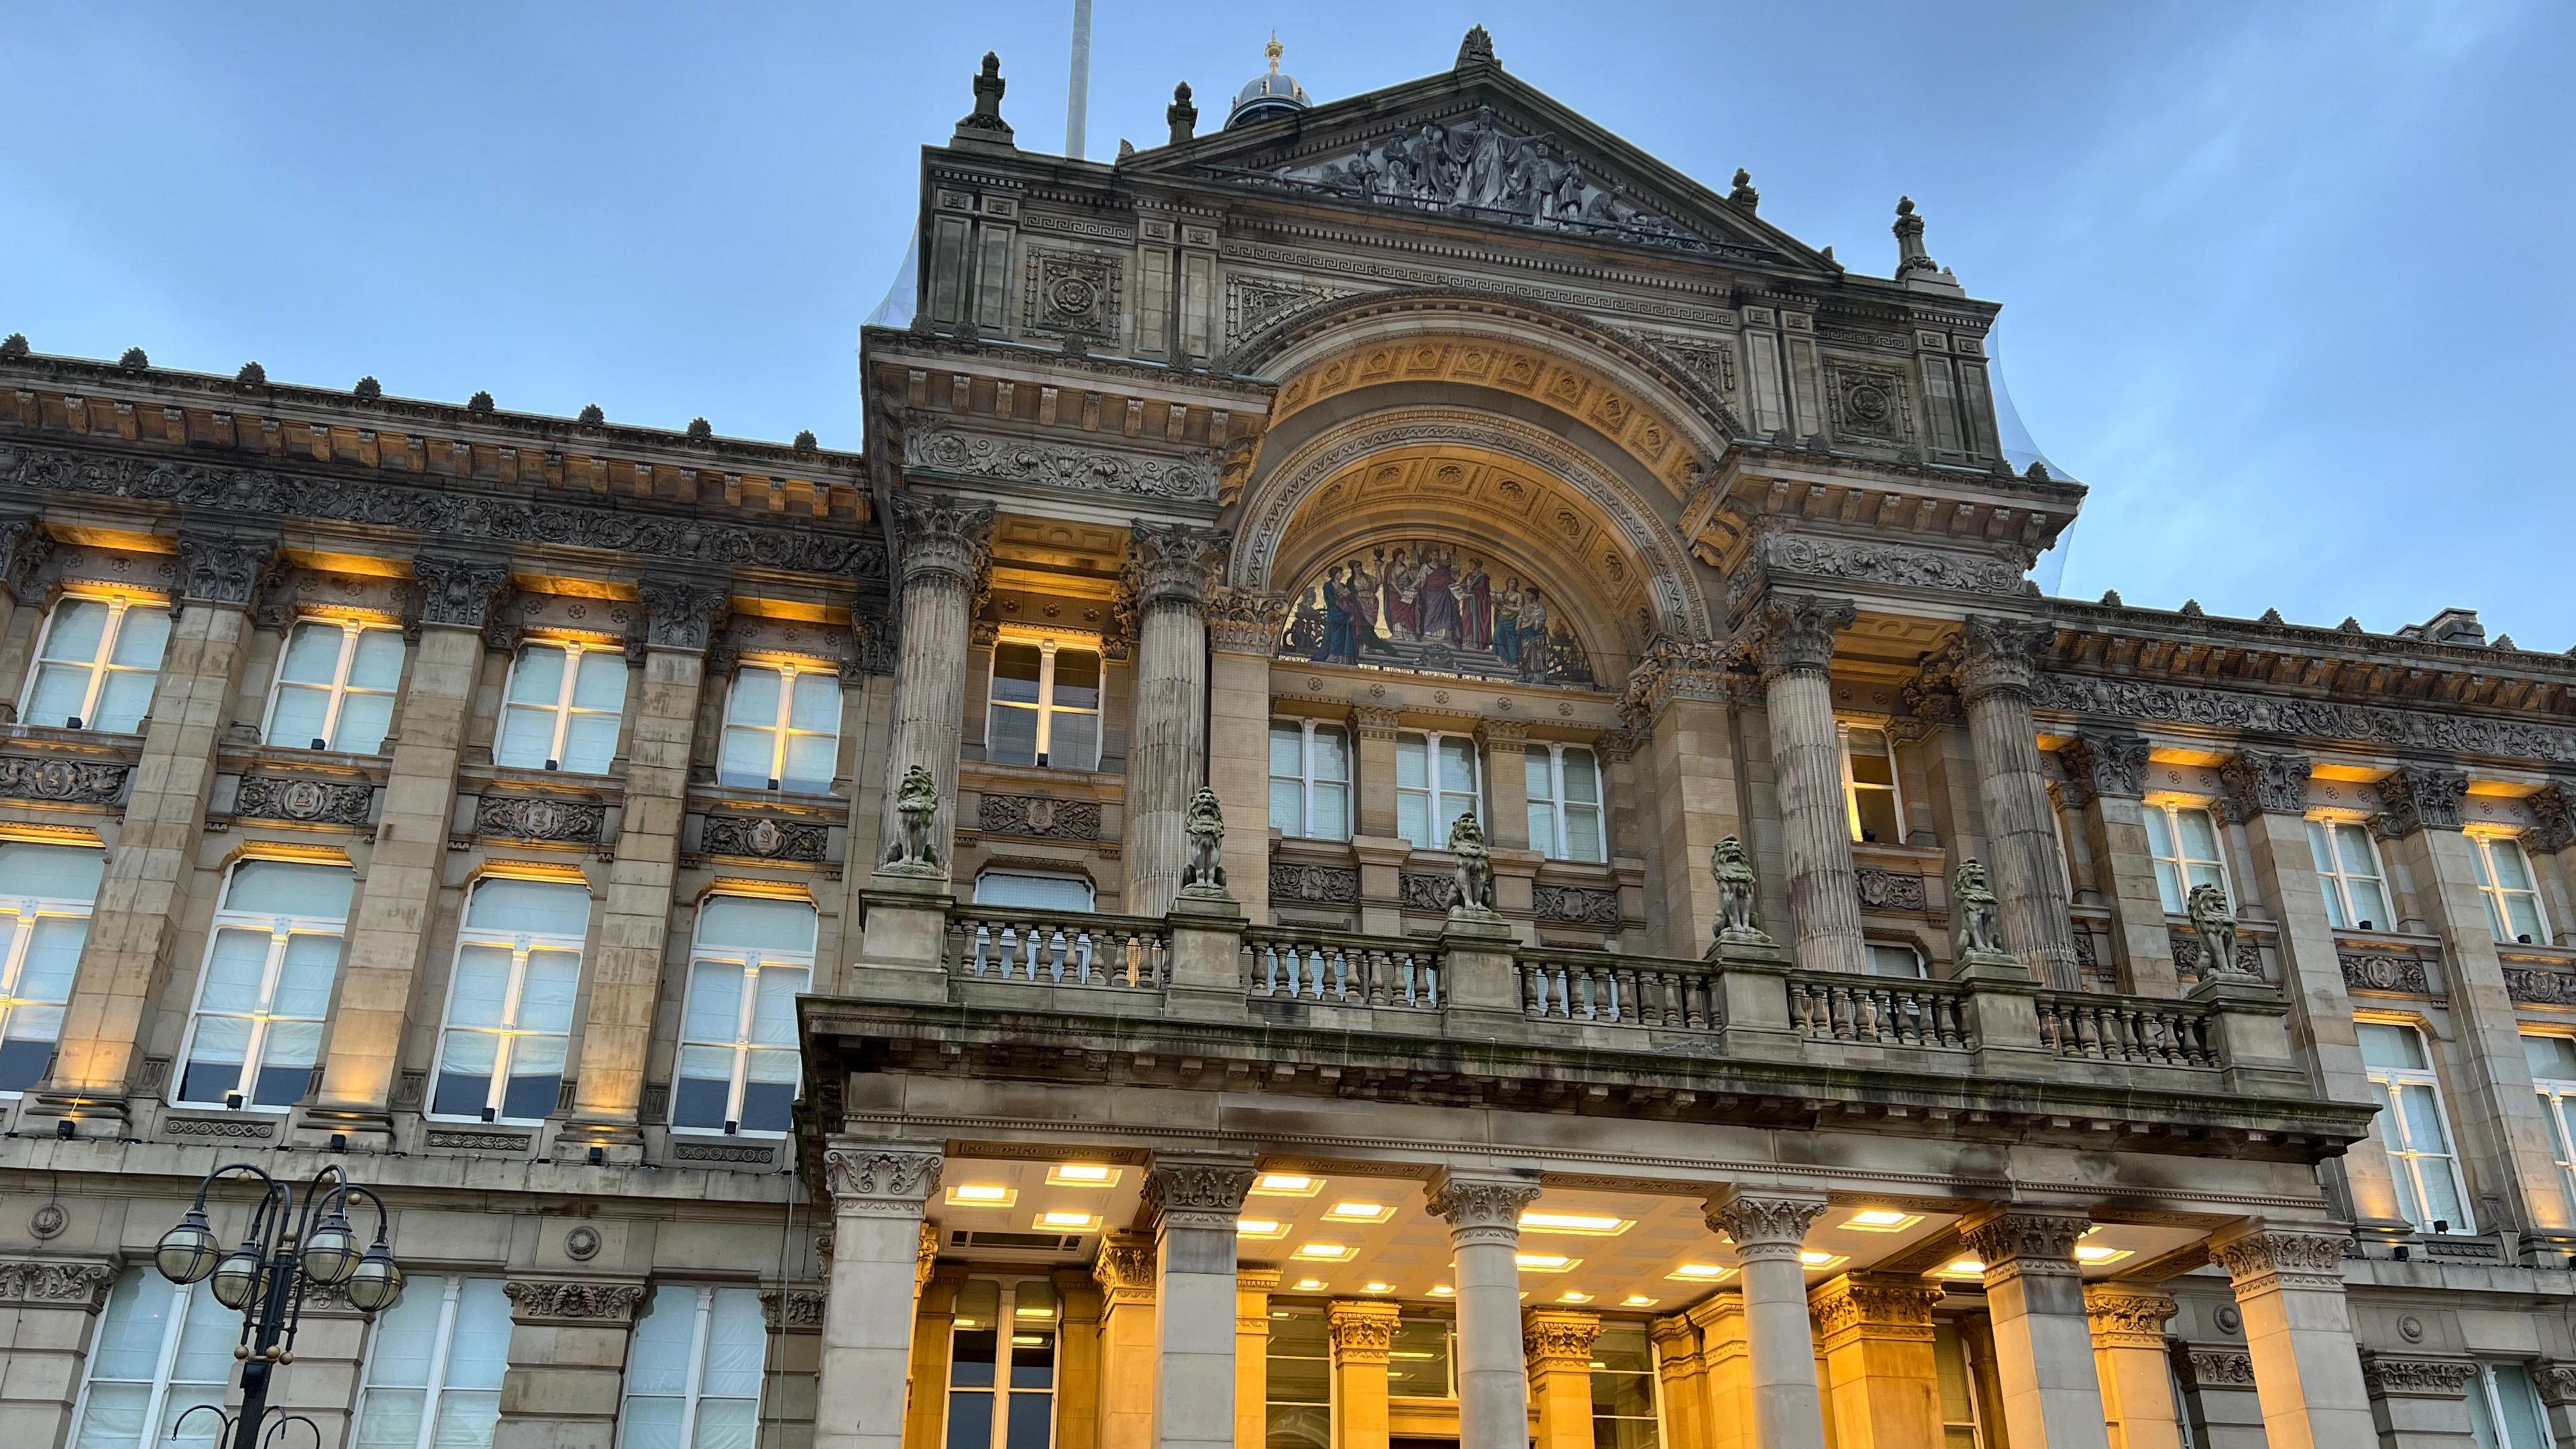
[1226,35,1311,129]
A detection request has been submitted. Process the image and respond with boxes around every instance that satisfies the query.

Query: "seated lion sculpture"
[1709,835,1771,945]
[882,763,942,872]
[2188,881,2248,977]
[1182,786,1227,891]
[1448,808,1496,912]
[1952,858,2006,959]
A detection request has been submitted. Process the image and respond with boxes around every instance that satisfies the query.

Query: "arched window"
[671,895,816,1135]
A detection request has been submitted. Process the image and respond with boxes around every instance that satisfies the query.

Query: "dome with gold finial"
[1227,34,1311,129]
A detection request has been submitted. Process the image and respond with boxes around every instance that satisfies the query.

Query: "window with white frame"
[1589,1322,1661,1449]
[1397,731,1483,850]
[264,619,405,754]
[2359,1020,2474,1233]
[69,1268,235,1449]
[2308,818,2395,931]
[2468,832,2548,945]
[943,1278,1059,1449]
[1932,1322,1988,1449]
[1839,723,1903,845]
[987,639,1100,771]
[176,859,354,1110]
[672,895,814,1135]
[352,1276,510,1449]
[2524,1034,2576,1210]
[972,872,1097,913]
[1866,943,1929,979]
[1269,719,1352,843]
[621,1285,766,1449]
[24,594,169,734]
[1525,744,1605,863]
[2467,1362,2553,1449]
[430,877,590,1124]
[0,839,103,1094]
[494,641,626,774]
[2144,801,2231,914]
[718,662,841,792]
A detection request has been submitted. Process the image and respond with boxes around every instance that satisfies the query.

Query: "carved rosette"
[1092,1232,1157,1308]
[1749,595,1856,683]
[0,1258,117,1307]
[174,529,283,610]
[2530,784,2576,856]
[2219,750,2313,822]
[2210,1229,2351,1293]
[890,492,997,592]
[1958,1211,2091,1281]
[1522,1310,1605,1371]
[759,1288,827,1331]
[1141,1161,1256,1231]
[1705,1194,1829,1263]
[2371,764,2469,838]
[502,1279,647,1326]
[637,578,731,653]
[1123,521,1231,616]
[2056,732,2149,807]
[1208,588,1291,653]
[822,1147,945,1217]
[1956,615,2053,703]
[1809,1275,1944,1343]
[1426,1176,1543,1247]
[2082,1285,2178,1349]
[2359,1353,2477,1399]
[410,553,515,634]
[1328,1300,1403,1364]
[0,516,56,605]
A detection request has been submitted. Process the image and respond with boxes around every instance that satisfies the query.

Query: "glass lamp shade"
[209,1246,265,1311]
[155,1209,221,1285]
[345,1245,402,1313]
[302,1212,360,1287]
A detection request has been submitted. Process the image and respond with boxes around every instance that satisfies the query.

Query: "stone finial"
[1728,168,1760,212]
[1181,786,1228,894]
[794,429,818,455]
[2259,607,2286,625]
[354,375,382,400]
[1456,23,1497,69]
[1117,139,1135,160]
[235,361,266,385]
[2100,588,2121,606]
[883,763,944,873]
[954,51,1016,149]
[686,417,713,441]
[0,333,27,360]
[467,389,496,414]
[1892,197,1937,276]
[578,402,605,425]
[2178,598,2204,616]
[2026,460,2053,482]
[1709,835,1772,947]
[1167,82,1197,146]
[118,347,149,370]
[2339,616,2365,633]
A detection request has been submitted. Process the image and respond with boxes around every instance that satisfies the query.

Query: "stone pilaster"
[1093,1232,1157,1449]
[1957,1208,2112,1449]
[902,1267,965,1449]
[1350,704,1405,847]
[301,553,513,1146]
[1705,1190,1829,1449]
[1525,1309,1603,1449]
[1121,523,1230,918]
[2372,762,2576,1243]
[1331,1299,1404,1449]
[31,527,277,1132]
[2208,1226,2375,1449]
[759,1288,828,1449]
[494,1278,649,1449]
[1428,1172,1544,1449]
[559,576,726,1157]
[1208,592,1289,924]
[2058,730,2180,996]
[2084,1285,2184,1449]
[1631,672,1750,957]
[1651,1314,1711,1449]
[0,515,53,725]
[1691,1294,1750,1449]
[2359,1352,2479,1449]
[0,1259,116,1449]
[814,1146,944,1449]
[1750,594,1866,975]
[879,493,994,873]
[1234,1267,1281,1449]
[1055,1269,1106,1449]
[2534,1362,2576,1449]
[1144,1159,1254,1449]
[1958,616,2079,987]
[1808,1273,1945,1449]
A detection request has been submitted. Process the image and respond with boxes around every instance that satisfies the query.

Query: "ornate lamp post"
[154,1164,402,1449]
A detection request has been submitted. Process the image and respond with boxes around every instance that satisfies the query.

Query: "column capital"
[173,527,283,610]
[2530,782,2576,855]
[1749,594,1855,682]
[1648,1313,1701,1353]
[0,514,55,606]
[1957,1207,2090,1281]
[1521,1307,1603,1371]
[2535,1363,2576,1408]
[1808,1272,1945,1345]
[408,553,515,637]
[1124,519,1232,612]
[760,1288,828,1333]
[1093,1230,1157,1307]
[822,1145,945,1216]
[2082,1283,2178,1350]
[1328,1298,1404,1364]
[1142,1157,1257,1231]
[636,576,732,653]
[1957,614,2054,703]
[2371,763,2468,837]
[1209,588,1291,653]
[0,1258,116,1309]
[1704,1189,1828,1260]
[1427,1170,1542,1243]
[2056,731,2149,808]
[2218,749,2313,822]
[1351,704,1404,740]
[2208,1224,2351,1292]
[502,1277,649,1327]
[892,491,997,588]
[2358,1352,2477,1400]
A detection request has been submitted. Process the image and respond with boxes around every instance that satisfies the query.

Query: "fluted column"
[1959,616,2078,986]
[1958,1209,2111,1449]
[1705,1190,1829,1449]
[2208,1226,2375,1449]
[1331,1299,1403,1449]
[814,1146,945,1449]
[879,493,995,872]
[32,527,278,1132]
[1751,595,1866,975]
[2085,1285,2184,1449]
[1144,1159,1254,1449]
[1122,523,1230,917]
[1428,1172,1544,1449]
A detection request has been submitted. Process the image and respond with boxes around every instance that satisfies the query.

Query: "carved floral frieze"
[979,793,1104,841]
[474,793,607,846]
[700,814,827,864]
[904,427,1218,504]
[1270,861,1359,906]
[0,753,128,805]
[233,773,374,826]
[1533,883,1621,927]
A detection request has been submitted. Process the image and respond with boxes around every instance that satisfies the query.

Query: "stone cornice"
[2032,671,2576,767]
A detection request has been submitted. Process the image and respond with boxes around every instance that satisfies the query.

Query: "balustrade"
[1242,926,1442,1008]
[1788,973,1972,1049]
[2035,993,2218,1068]
[949,907,1171,989]
[1518,950,1715,1028]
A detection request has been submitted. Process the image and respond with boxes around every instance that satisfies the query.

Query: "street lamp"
[154,1165,399,1449]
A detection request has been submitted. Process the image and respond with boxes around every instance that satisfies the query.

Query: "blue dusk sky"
[5,3,2569,641]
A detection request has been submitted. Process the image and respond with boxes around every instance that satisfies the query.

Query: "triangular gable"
[1126,61,1841,276]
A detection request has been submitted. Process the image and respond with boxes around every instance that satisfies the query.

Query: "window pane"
[2400,1085,2457,1156]
[2359,1023,2429,1070]
[672,1047,734,1129]
[1270,724,1302,780]
[429,1390,500,1449]
[729,667,783,727]
[354,1390,427,1449]
[973,874,1095,912]
[501,1045,566,1122]
[1049,711,1098,771]
[273,935,344,1018]
[945,1392,996,1449]
[2307,819,2339,875]
[2525,1034,2576,1081]
[1438,737,1478,794]
[1385,1318,1450,1397]
[0,841,105,900]
[2178,808,2221,861]
[89,1270,176,1380]
[1312,727,1350,782]
[560,710,620,773]
[348,629,406,690]
[684,963,747,1042]
[570,653,627,710]
[718,727,774,786]
[360,1277,448,1389]
[626,1289,700,1395]
[991,645,1043,704]
[1566,805,1604,863]
[494,705,557,768]
[2333,824,2381,880]
[623,1398,686,1449]
[2489,841,2537,891]
[1003,1395,1052,1449]
[279,623,345,684]
[1397,792,1431,850]
[2348,877,2392,931]
[2414,1150,2468,1228]
[268,684,331,747]
[518,951,581,1034]
[26,662,94,729]
[1528,802,1556,857]
[1051,650,1100,711]
[1310,784,1348,843]
[225,860,356,920]
[782,733,838,791]
[1526,752,1554,804]
[1562,749,1600,804]
[109,608,170,669]
[788,673,840,733]
[2506,894,2545,943]
[333,692,394,754]
[95,665,157,732]
[199,931,272,1013]
[1853,790,1901,846]
[445,946,513,1030]
[508,645,566,704]
[466,878,590,936]
[701,1288,769,1398]
[1845,729,1894,788]
[751,968,808,1046]
[2493,1365,2550,1449]
[1397,737,1428,789]
[2152,860,2186,916]
[987,703,1038,766]
[42,600,110,663]
[695,1399,759,1449]
[697,897,817,953]
[1269,779,1304,839]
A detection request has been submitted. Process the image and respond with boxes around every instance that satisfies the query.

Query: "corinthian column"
[2208,1226,2375,1449]
[1122,522,1230,916]
[1428,1173,1544,1449]
[1957,616,2078,987]
[1144,1159,1255,1449]
[1705,1191,1829,1449]
[1957,1209,2111,1449]
[815,1145,946,1449]
[1751,595,1866,975]
[879,494,995,873]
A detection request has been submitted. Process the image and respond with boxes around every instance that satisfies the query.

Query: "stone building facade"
[5,26,2575,1449]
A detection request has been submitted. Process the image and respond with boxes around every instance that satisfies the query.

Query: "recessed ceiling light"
[1035,1211,1101,1231]
[1294,1242,1358,1262]
[1667,1263,1732,1282]
[1514,1253,1576,1273]
[1324,1201,1396,1223]
[1519,1211,1631,1236]
[1363,1281,1395,1294]
[1293,1278,1329,1292]
[947,1183,1016,1206]
[1558,1291,1593,1304]
[1238,1218,1291,1240]
[2074,1245,2133,1265]
[1799,1251,1847,1271]
[1622,1294,1660,1308]
[1046,1164,1119,1187]
[1935,1256,1985,1279]
[1843,1210,1920,1232]
[1427,1285,1454,1297]
[1254,1174,1324,1197]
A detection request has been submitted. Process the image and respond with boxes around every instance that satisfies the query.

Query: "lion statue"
[1952,858,2006,959]
[1181,786,1227,892]
[1447,808,1497,913]
[881,763,943,871]
[2188,881,2247,977]
[1709,835,1771,945]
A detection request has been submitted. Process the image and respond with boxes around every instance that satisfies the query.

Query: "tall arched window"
[671,894,816,1135]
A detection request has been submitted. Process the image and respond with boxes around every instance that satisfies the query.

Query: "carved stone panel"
[2344,952,2436,997]
[1023,248,1124,342]
[1397,872,1453,912]
[1823,359,1914,445]
[234,773,374,826]
[0,754,128,805]
[1270,861,1359,906]
[475,793,607,846]
[979,793,1104,840]
[1533,884,1621,927]
[904,428,1218,504]
[1855,868,1929,912]
[700,814,827,863]
[2505,965,2576,1006]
